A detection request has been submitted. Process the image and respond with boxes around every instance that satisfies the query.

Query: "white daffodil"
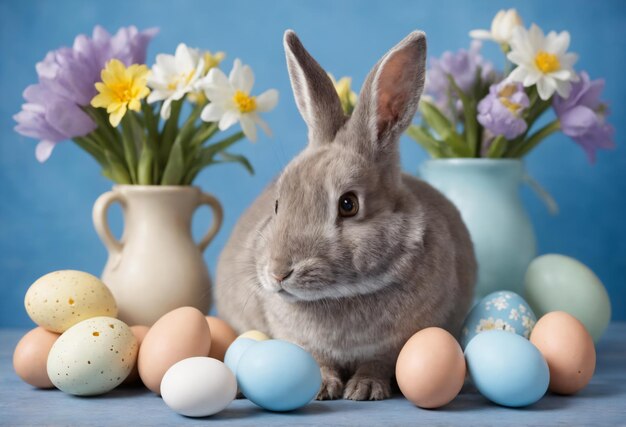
[147,43,205,119]
[470,9,523,46]
[198,59,278,142]
[507,24,578,100]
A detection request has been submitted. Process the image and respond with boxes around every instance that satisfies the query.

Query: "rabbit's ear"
[284,30,346,144]
[348,31,426,158]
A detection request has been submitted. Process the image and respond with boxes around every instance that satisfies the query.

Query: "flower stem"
[487,135,507,158]
[120,114,139,184]
[513,120,561,158]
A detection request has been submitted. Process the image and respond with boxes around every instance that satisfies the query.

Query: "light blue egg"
[465,330,549,407]
[237,339,322,412]
[224,338,257,375]
[461,290,536,349]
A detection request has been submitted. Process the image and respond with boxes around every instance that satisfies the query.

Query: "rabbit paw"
[316,366,344,400]
[343,375,391,401]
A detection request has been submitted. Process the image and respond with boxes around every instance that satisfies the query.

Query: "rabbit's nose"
[271,268,294,283]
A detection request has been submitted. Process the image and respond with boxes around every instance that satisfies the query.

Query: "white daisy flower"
[147,43,206,119]
[492,296,509,311]
[522,315,536,330]
[470,9,523,46]
[509,309,519,321]
[476,317,496,333]
[519,304,527,313]
[507,24,579,100]
[197,59,278,142]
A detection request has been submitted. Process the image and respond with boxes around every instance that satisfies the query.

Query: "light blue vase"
[419,159,536,299]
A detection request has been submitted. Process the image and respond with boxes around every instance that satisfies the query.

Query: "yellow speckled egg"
[47,317,137,396]
[25,270,117,333]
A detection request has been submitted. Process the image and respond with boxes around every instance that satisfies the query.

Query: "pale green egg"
[524,254,611,342]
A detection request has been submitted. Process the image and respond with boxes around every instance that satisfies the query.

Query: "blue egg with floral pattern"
[461,291,536,349]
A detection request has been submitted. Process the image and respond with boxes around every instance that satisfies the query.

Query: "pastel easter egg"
[238,330,270,341]
[25,270,117,333]
[525,254,611,342]
[138,307,211,394]
[465,330,549,407]
[396,327,466,408]
[237,340,321,412]
[460,291,536,349]
[224,338,257,376]
[161,357,237,417]
[205,316,238,362]
[13,327,60,388]
[47,317,137,396]
[530,311,596,395]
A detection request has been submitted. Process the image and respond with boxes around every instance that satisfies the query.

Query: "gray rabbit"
[215,30,476,401]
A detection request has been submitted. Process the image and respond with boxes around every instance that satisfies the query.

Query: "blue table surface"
[1,324,625,427]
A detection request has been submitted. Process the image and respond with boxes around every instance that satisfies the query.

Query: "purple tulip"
[14,26,158,162]
[553,71,615,163]
[477,81,529,139]
[425,41,497,117]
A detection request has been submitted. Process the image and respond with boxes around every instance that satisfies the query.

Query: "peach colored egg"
[206,316,237,362]
[124,325,150,384]
[139,307,211,394]
[396,327,466,408]
[530,311,596,395]
[13,327,60,388]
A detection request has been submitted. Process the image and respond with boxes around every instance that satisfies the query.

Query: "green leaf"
[160,99,183,166]
[120,114,139,184]
[447,75,480,157]
[72,136,107,167]
[161,139,185,185]
[103,150,132,184]
[512,120,561,158]
[419,100,471,157]
[137,147,154,185]
[189,122,219,148]
[406,125,445,158]
[218,151,255,175]
[486,135,507,158]
[201,132,245,160]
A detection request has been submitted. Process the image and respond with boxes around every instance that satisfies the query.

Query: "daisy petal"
[219,110,239,130]
[200,103,225,122]
[536,78,555,100]
[469,29,493,40]
[240,115,257,142]
[256,89,279,112]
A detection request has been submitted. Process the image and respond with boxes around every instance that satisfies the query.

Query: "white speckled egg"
[25,270,117,333]
[460,291,536,349]
[47,317,137,396]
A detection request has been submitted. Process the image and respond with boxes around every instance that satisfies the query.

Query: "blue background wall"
[0,0,624,326]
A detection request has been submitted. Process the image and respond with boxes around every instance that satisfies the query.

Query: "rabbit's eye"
[275,200,279,214]
[338,192,359,217]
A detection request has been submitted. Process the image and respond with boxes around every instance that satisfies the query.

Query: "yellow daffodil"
[91,59,150,127]
[328,73,358,114]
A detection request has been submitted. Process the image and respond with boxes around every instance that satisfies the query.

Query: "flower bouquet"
[407,9,614,162]
[14,26,278,185]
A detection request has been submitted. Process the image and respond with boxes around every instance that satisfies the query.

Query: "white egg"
[161,357,237,417]
[25,270,117,333]
[47,317,137,396]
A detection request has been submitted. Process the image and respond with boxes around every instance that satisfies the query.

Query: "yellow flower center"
[534,51,560,73]
[167,71,195,91]
[500,97,523,114]
[233,90,257,113]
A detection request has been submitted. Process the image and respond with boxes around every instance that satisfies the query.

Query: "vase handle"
[522,173,559,215]
[197,192,223,252]
[93,191,125,253]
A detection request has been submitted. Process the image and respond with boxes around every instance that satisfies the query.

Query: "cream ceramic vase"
[92,185,223,326]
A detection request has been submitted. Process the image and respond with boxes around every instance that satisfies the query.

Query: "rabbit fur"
[215,30,476,401]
